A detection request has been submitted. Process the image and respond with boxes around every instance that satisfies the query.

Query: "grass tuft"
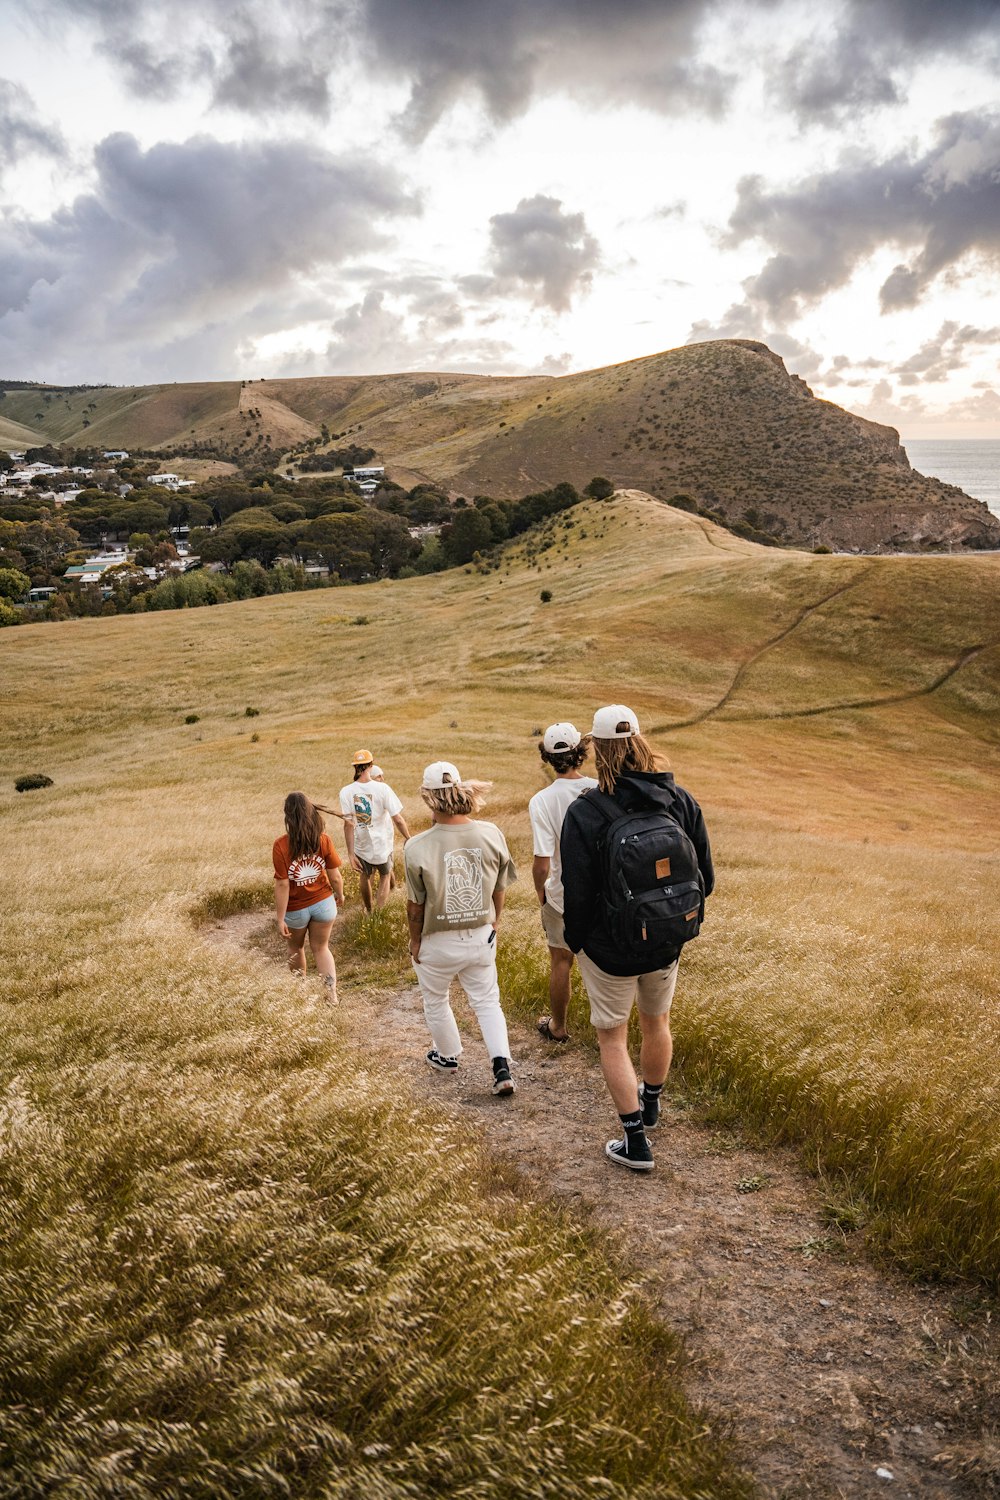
[189,881,274,924]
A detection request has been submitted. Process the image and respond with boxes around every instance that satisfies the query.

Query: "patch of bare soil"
[204,915,1000,1500]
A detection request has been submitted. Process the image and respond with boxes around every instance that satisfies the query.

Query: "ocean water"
[904,439,1000,520]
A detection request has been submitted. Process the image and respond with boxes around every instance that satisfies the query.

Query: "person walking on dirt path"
[561,706,714,1171]
[340,750,411,912]
[370,766,397,889]
[404,760,519,1096]
[273,791,346,1000]
[528,721,598,1045]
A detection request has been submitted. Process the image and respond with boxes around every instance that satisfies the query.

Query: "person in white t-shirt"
[528,722,598,1044]
[339,749,411,912]
[370,765,396,889]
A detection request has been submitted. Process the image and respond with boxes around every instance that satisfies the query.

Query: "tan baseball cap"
[351,748,374,766]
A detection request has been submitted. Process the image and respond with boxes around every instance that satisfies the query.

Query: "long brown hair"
[283,792,341,863]
[591,733,669,795]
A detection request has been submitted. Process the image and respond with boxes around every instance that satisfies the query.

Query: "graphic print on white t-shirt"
[340,779,403,862]
[444,847,484,919]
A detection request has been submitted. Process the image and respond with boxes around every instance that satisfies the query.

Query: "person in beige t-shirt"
[404,760,518,1096]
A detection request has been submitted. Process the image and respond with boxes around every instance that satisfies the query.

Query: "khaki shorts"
[576,951,679,1030]
[358,855,392,877]
[540,899,570,950]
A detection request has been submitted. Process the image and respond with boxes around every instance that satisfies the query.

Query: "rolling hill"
[3,341,998,551]
[4,492,1000,1491]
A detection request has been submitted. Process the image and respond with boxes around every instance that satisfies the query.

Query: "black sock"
[619,1109,644,1138]
[642,1082,663,1099]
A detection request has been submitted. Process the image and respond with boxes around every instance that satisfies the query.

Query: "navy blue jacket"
[561,769,714,976]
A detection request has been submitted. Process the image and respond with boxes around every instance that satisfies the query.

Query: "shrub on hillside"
[584,476,614,500]
[15,774,53,792]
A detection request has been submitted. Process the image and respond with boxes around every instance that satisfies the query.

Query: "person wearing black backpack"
[561,705,714,1171]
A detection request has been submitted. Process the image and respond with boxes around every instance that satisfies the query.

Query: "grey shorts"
[540,900,570,951]
[358,856,392,877]
[576,951,679,1030]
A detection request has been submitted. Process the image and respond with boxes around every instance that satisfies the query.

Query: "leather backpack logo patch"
[655,857,671,880]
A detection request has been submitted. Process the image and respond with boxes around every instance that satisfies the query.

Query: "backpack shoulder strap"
[582,787,626,826]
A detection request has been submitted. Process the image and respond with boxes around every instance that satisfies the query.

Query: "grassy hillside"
[3,490,999,1488]
[5,342,995,551]
[0,410,45,447]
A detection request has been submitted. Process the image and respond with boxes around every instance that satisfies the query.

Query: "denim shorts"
[285,895,337,928]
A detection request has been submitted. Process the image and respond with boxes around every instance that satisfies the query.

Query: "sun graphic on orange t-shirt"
[288,856,323,886]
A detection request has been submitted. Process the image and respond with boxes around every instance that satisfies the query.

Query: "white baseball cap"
[421,760,461,789]
[370,764,384,779]
[591,704,640,739]
[542,721,581,752]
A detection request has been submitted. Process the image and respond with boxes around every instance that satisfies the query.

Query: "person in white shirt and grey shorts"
[527,722,597,1044]
[339,749,411,911]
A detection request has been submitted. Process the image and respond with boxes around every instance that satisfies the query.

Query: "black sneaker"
[639,1083,661,1131]
[491,1057,516,1096]
[426,1049,459,1072]
[606,1135,655,1171]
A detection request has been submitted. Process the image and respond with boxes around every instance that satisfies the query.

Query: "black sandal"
[536,1016,570,1043]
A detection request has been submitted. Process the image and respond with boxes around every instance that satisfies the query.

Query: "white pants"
[412,924,511,1061]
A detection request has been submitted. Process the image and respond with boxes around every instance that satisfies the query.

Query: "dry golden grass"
[2,490,999,1487]
[0,495,782,1495]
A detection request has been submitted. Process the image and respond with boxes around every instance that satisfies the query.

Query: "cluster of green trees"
[0,442,610,626]
[297,444,376,473]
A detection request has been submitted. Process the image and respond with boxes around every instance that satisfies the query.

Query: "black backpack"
[588,788,705,968]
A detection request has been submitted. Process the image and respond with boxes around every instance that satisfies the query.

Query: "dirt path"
[205,915,1000,1500]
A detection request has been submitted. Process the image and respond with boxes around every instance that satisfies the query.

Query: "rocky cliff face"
[377,339,999,553]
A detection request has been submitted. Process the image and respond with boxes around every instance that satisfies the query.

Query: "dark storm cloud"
[32,0,739,128]
[487,195,600,312]
[726,111,1000,320]
[771,0,1000,124]
[0,78,66,171]
[32,0,1000,130]
[357,0,737,138]
[0,132,418,380]
[35,0,345,117]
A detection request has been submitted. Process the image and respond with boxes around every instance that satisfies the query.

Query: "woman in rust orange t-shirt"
[273,792,345,999]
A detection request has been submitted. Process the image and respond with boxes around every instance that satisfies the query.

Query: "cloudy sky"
[2,0,1000,436]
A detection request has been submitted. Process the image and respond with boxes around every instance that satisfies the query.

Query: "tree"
[407,485,451,524]
[225,517,288,567]
[16,520,80,575]
[230,560,271,598]
[105,563,151,605]
[302,512,376,577]
[441,506,492,564]
[0,566,30,601]
[473,499,510,543]
[370,511,419,576]
[585,476,614,500]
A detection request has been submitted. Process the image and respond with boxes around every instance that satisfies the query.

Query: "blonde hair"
[590,734,669,795]
[421,780,492,817]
